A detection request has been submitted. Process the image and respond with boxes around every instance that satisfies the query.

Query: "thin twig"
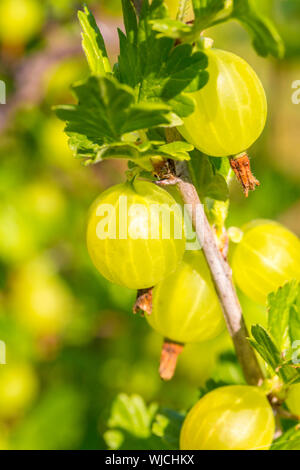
[169,151,264,385]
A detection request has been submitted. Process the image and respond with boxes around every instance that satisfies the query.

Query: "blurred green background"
[0,0,299,450]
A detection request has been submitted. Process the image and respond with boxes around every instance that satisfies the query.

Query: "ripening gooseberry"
[232,220,300,305]
[145,250,225,380]
[86,180,185,290]
[180,385,275,450]
[178,46,267,157]
[147,250,225,343]
[286,383,300,417]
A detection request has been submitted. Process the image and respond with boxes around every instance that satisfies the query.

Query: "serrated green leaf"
[158,141,193,155]
[107,394,158,439]
[151,1,231,40]
[150,18,193,39]
[188,150,229,201]
[232,0,285,58]
[278,363,300,387]
[117,0,209,117]
[138,43,209,107]
[121,0,138,44]
[161,47,209,99]
[168,94,196,118]
[78,6,111,75]
[268,281,299,352]
[250,325,297,384]
[290,289,300,344]
[55,75,175,147]
[250,324,281,371]
[104,393,168,450]
[80,139,191,169]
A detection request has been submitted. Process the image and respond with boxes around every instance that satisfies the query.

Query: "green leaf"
[153,1,284,59]
[290,288,300,344]
[117,0,209,117]
[55,75,189,167]
[232,0,285,58]
[55,74,192,168]
[152,408,184,450]
[56,76,175,143]
[151,1,231,40]
[271,426,300,450]
[121,0,138,44]
[277,362,300,387]
[55,75,181,165]
[267,281,299,352]
[158,141,193,160]
[250,283,300,385]
[161,45,208,99]
[103,393,167,450]
[168,94,196,118]
[107,394,158,439]
[250,325,297,384]
[78,6,111,75]
[77,139,191,169]
[150,18,193,40]
[250,324,282,372]
[193,0,232,27]
[188,150,229,201]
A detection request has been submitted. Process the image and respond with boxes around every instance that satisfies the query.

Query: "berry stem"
[159,340,184,381]
[164,128,264,386]
[174,161,264,385]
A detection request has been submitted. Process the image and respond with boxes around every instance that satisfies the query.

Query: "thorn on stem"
[133,288,153,315]
[230,153,260,197]
[159,340,184,381]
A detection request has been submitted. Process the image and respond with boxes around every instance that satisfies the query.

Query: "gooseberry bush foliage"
[57,0,300,450]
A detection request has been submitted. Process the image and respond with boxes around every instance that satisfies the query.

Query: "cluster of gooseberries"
[84,0,300,452]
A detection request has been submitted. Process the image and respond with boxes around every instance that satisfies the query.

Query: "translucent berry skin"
[178,48,267,157]
[232,220,300,305]
[86,180,185,290]
[180,385,275,450]
[146,251,225,343]
[286,383,300,416]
